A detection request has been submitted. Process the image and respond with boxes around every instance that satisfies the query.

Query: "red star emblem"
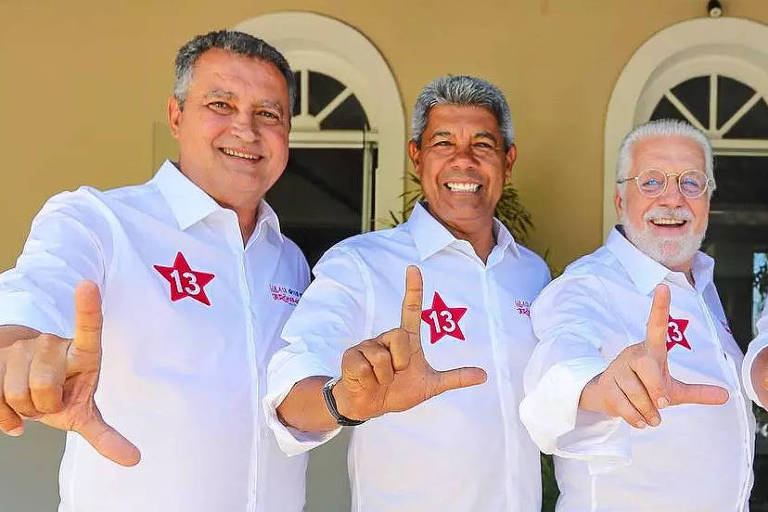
[420,291,467,344]
[154,252,215,306]
[666,315,691,351]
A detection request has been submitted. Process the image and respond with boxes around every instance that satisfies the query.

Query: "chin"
[622,217,707,269]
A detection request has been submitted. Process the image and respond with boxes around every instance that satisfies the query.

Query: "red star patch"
[420,291,467,344]
[154,252,215,306]
[666,315,691,351]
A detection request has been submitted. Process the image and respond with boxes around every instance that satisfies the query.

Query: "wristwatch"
[322,377,366,426]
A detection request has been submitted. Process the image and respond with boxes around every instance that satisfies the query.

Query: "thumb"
[644,284,671,365]
[431,366,487,397]
[669,379,729,406]
[76,410,141,467]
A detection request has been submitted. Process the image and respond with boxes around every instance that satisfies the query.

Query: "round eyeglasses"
[616,169,714,199]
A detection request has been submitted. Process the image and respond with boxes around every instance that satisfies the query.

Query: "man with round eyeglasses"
[520,119,755,511]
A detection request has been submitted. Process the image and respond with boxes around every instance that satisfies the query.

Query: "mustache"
[643,207,694,222]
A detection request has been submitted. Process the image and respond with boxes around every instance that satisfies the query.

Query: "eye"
[434,140,453,147]
[256,110,281,123]
[473,142,493,149]
[641,177,663,187]
[208,101,232,113]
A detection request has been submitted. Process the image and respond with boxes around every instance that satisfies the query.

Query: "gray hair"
[173,30,296,113]
[616,119,715,198]
[410,75,515,150]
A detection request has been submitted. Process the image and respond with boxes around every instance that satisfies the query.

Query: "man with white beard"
[520,119,755,511]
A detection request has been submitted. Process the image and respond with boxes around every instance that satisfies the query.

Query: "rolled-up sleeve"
[0,190,108,338]
[263,245,372,456]
[743,305,768,410]
[519,275,631,474]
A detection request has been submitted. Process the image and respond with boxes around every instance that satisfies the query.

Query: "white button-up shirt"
[520,227,755,512]
[264,202,550,512]
[0,161,310,512]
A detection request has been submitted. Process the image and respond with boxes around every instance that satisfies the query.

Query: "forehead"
[188,48,288,102]
[631,135,705,172]
[424,104,501,134]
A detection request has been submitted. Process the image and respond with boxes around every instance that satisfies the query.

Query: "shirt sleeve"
[263,245,372,456]
[519,274,632,475]
[742,304,768,410]
[0,189,109,338]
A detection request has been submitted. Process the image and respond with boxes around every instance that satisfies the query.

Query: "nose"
[230,112,259,143]
[449,141,479,169]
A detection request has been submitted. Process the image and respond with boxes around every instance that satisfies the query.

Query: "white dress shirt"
[264,202,550,512]
[520,227,755,512]
[0,161,310,512]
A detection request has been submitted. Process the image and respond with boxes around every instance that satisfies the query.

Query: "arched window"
[234,12,405,265]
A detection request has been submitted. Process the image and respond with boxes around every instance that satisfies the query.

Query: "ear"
[614,186,624,218]
[408,140,422,177]
[504,144,517,181]
[167,96,182,140]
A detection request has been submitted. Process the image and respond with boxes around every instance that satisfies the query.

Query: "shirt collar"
[406,201,519,261]
[151,160,282,240]
[606,225,714,295]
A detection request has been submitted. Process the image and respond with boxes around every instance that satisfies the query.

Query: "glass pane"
[320,93,369,130]
[670,76,709,128]
[292,71,301,117]
[266,148,367,266]
[308,71,345,117]
[717,75,755,129]
[650,96,688,123]
[702,155,768,509]
[711,155,768,209]
[724,98,768,139]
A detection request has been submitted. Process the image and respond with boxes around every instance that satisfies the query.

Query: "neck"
[428,207,496,263]
[667,259,695,286]
[174,161,260,245]
[235,205,259,243]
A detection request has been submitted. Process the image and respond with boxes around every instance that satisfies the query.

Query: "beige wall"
[2,1,768,510]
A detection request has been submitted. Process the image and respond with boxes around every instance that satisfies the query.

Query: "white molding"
[233,12,406,229]
[603,17,768,238]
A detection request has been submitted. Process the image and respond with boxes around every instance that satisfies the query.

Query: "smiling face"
[408,104,516,232]
[615,135,710,272]
[167,48,291,211]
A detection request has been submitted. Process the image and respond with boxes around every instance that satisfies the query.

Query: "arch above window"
[233,12,406,228]
[603,17,768,236]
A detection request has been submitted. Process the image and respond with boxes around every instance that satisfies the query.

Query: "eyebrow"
[204,90,237,101]
[474,131,498,144]
[429,131,453,141]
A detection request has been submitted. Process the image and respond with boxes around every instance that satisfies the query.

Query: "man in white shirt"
[0,31,311,511]
[265,75,551,511]
[520,119,754,511]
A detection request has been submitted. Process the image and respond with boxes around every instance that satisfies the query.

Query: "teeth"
[221,148,259,160]
[446,182,480,192]
[651,218,685,225]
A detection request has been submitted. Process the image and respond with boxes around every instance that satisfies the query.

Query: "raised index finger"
[644,284,671,365]
[73,281,103,355]
[400,265,423,339]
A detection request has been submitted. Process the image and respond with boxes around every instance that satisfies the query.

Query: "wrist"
[323,377,367,426]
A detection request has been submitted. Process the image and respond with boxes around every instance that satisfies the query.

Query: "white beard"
[620,207,707,268]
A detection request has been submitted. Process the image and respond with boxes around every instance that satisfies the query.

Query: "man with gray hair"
[520,119,754,511]
[0,30,311,511]
[264,74,550,511]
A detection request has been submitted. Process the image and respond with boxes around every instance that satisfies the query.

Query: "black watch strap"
[322,377,366,426]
